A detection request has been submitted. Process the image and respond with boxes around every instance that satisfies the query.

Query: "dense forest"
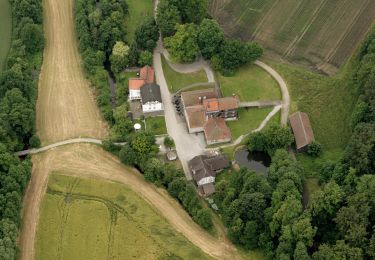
[214,27,375,259]
[0,0,44,258]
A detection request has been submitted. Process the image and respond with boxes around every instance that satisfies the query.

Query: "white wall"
[142,101,163,112]
[129,90,141,100]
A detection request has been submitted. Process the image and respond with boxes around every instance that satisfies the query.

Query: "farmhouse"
[289,111,315,151]
[189,154,230,196]
[128,66,163,115]
[181,88,239,145]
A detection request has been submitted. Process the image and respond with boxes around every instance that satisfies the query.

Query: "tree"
[164,136,175,149]
[197,19,225,60]
[156,0,181,37]
[263,124,294,155]
[193,208,213,230]
[307,141,322,157]
[135,18,160,51]
[164,23,199,63]
[110,41,129,73]
[20,23,44,54]
[138,51,153,66]
[168,177,186,198]
[312,240,362,260]
[119,144,137,166]
[213,40,263,75]
[294,241,311,260]
[343,123,375,175]
[248,131,267,152]
[29,134,41,148]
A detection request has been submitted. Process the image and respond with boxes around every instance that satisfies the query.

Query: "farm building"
[189,154,230,196]
[140,83,164,114]
[128,66,164,115]
[289,111,315,151]
[180,88,239,145]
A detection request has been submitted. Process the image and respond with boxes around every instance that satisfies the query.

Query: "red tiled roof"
[139,65,155,84]
[289,112,315,150]
[203,98,219,112]
[185,105,206,129]
[128,79,145,90]
[204,118,231,143]
[218,97,239,111]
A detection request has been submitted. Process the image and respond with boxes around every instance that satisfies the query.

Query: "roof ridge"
[298,112,309,143]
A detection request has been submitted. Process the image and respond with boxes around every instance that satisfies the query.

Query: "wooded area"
[0,0,43,258]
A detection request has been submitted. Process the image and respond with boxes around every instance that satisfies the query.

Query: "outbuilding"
[289,111,315,151]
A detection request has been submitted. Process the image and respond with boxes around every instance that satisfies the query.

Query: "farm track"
[19,0,240,259]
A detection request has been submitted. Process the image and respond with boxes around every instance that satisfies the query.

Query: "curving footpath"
[254,60,290,125]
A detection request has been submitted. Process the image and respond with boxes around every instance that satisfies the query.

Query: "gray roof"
[141,83,162,104]
[189,155,230,183]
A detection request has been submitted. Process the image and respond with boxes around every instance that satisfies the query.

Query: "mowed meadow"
[210,0,375,74]
[0,0,12,71]
[36,174,211,260]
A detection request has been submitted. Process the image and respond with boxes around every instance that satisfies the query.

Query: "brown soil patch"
[36,0,108,145]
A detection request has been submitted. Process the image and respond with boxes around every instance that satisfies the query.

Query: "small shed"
[289,112,315,151]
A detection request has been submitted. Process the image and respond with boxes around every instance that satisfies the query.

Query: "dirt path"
[35,0,107,145]
[21,145,240,260]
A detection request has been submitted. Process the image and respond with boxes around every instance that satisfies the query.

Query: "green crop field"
[210,0,375,74]
[36,174,211,260]
[0,0,12,71]
[125,0,154,42]
[217,63,281,102]
[161,56,208,92]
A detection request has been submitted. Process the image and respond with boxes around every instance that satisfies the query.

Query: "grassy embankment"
[0,0,12,71]
[36,174,211,260]
[267,60,358,175]
[161,56,208,92]
[124,0,154,42]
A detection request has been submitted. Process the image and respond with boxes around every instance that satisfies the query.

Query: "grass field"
[161,56,208,92]
[145,116,167,135]
[227,108,274,140]
[210,0,375,74]
[269,60,357,153]
[124,0,154,42]
[36,174,211,260]
[0,0,12,71]
[217,63,281,101]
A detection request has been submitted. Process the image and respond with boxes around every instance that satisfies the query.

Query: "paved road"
[154,41,207,180]
[162,48,216,83]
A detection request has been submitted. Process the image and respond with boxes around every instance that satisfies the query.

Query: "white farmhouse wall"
[129,89,141,100]
[142,101,164,113]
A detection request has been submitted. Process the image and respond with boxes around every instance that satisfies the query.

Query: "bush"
[29,134,41,148]
[164,136,175,149]
[307,141,322,157]
[138,50,153,66]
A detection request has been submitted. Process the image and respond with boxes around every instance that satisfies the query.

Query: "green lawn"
[124,0,154,42]
[161,56,208,92]
[268,60,358,156]
[227,108,275,140]
[303,177,321,207]
[217,63,281,101]
[145,116,167,135]
[0,0,12,71]
[36,174,211,260]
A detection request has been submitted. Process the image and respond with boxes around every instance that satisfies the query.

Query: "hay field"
[210,0,375,74]
[0,0,12,71]
[36,174,211,260]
